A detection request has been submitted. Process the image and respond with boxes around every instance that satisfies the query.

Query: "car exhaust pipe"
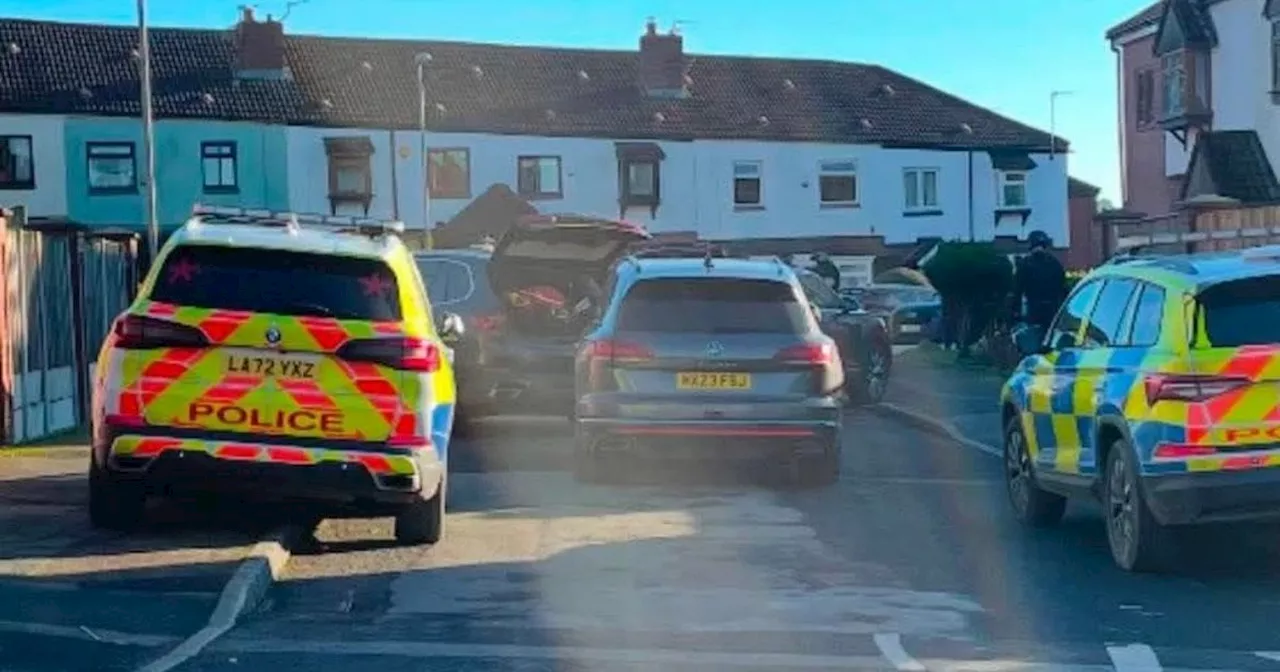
[593,435,636,454]
[488,382,528,401]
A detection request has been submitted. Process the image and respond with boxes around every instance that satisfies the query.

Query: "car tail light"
[113,314,209,349]
[471,313,504,332]
[1143,374,1249,405]
[774,342,834,365]
[338,337,440,372]
[582,339,654,362]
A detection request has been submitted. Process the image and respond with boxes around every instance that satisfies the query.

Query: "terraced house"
[2,8,1079,283]
[1108,0,1280,242]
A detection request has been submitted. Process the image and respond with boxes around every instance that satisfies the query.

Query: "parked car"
[416,214,650,428]
[795,269,893,404]
[573,257,844,485]
[843,283,941,345]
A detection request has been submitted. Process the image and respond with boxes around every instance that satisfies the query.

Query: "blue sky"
[2,0,1150,203]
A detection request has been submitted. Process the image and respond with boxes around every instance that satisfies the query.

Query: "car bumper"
[102,433,443,513]
[1144,467,1280,525]
[457,364,575,415]
[576,418,841,462]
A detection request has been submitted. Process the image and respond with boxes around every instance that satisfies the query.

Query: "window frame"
[86,141,138,195]
[418,257,476,307]
[516,155,563,200]
[903,167,940,213]
[1081,277,1140,348]
[1271,21,1280,95]
[1136,69,1155,126]
[1161,51,1186,119]
[0,135,35,190]
[1045,278,1102,350]
[427,147,472,200]
[732,160,763,208]
[818,159,859,207]
[1126,282,1166,348]
[200,141,239,194]
[620,158,661,206]
[997,170,1028,209]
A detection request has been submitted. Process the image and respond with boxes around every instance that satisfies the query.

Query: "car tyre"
[800,448,840,488]
[1103,440,1169,573]
[572,445,607,484]
[1004,417,1066,527]
[88,458,146,531]
[394,482,445,546]
[848,342,891,405]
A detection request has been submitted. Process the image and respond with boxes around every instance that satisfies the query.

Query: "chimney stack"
[234,5,291,80]
[638,18,687,99]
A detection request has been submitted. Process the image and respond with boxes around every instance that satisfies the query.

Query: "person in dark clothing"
[1013,230,1067,331]
[810,252,841,291]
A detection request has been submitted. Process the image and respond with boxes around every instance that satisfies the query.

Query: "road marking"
[0,619,175,647]
[874,633,927,671]
[1256,651,1280,662]
[1106,643,1163,672]
[213,638,892,668]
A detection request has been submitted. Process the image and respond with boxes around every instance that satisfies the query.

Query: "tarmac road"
[143,411,1280,672]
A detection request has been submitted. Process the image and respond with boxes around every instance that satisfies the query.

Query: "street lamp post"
[1049,90,1073,160]
[415,52,432,236]
[137,0,159,260]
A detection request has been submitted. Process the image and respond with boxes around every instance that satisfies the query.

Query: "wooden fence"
[0,207,139,444]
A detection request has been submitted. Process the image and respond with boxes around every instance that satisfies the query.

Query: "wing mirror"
[437,312,466,340]
[1012,323,1048,357]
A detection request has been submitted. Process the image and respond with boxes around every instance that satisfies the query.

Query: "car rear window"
[150,245,402,321]
[1198,275,1280,347]
[615,278,811,334]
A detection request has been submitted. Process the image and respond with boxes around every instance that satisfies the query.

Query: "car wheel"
[1004,417,1066,527]
[572,442,607,484]
[394,482,445,546]
[88,458,146,531]
[800,447,840,488]
[849,344,890,405]
[1103,441,1168,573]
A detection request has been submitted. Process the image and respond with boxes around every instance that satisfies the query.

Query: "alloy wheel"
[1107,455,1137,562]
[1005,428,1031,515]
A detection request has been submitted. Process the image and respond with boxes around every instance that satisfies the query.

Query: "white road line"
[874,633,927,671]
[1255,651,1280,662]
[213,638,892,668]
[0,619,176,647]
[1106,643,1164,672]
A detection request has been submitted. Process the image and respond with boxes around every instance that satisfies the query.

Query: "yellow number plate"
[225,354,317,379]
[676,372,752,390]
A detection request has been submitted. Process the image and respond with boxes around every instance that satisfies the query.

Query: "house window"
[998,171,1028,208]
[323,136,374,215]
[1273,21,1280,94]
[0,136,34,190]
[516,155,562,199]
[428,148,471,199]
[1162,53,1186,118]
[733,161,762,206]
[903,168,939,211]
[201,141,238,193]
[86,142,137,194]
[1136,69,1155,126]
[621,159,659,205]
[818,160,858,205]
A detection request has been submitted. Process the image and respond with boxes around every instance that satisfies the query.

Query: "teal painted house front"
[64,118,289,232]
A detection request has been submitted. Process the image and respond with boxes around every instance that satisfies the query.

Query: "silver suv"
[572,256,845,486]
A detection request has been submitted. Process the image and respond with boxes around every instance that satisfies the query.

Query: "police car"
[89,205,460,545]
[1002,245,1280,571]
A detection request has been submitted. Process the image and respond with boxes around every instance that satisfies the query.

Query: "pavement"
[0,446,292,672]
[882,344,1005,451]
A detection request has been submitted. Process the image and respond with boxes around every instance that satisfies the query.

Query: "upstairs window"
[998,171,1027,208]
[201,141,238,194]
[428,148,471,199]
[1162,52,1187,118]
[818,160,858,206]
[903,168,939,212]
[621,159,659,205]
[86,142,137,194]
[1136,69,1155,126]
[0,136,33,190]
[516,155,561,199]
[733,161,762,207]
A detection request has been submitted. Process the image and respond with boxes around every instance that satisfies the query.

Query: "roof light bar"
[189,204,405,236]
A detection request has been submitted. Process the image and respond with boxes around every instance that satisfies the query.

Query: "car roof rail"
[189,204,406,238]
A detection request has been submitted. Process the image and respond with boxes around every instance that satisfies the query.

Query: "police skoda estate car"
[90,205,461,545]
[1002,245,1280,571]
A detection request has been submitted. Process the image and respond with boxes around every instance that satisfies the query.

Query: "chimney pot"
[645,17,657,36]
